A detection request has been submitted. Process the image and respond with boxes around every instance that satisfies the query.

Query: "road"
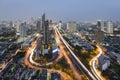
[89,45,103,80]
[55,26,97,80]
[24,37,72,80]
[0,44,21,72]
[55,27,82,80]
[28,28,81,80]
[0,59,13,72]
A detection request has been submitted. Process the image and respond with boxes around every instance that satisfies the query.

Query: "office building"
[97,20,101,28]
[101,22,105,32]
[42,14,49,54]
[95,28,104,43]
[43,20,49,54]
[107,21,113,34]
[58,21,62,30]
[42,13,45,31]
[97,20,105,32]
[30,17,34,25]
[44,20,49,48]
[19,22,27,37]
[67,22,77,33]
[9,21,14,28]
[36,18,42,33]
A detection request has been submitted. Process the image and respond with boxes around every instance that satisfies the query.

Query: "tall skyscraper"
[107,21,113,34]
[97,20,101,28]
[42,13,45,31]
[101,21,105,32]
[44,20,49,48]
[97,20,105,32]
[19,22,27,37]
[36,18,41,33]
[42,13,49,54]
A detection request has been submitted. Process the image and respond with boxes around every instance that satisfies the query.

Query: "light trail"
[55,26,97,80]
[89,45,104,80]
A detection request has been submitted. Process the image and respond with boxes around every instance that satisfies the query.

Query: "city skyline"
[0,0,120,22]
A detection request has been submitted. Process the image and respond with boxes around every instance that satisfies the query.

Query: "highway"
[0,59,13,72]
[29,28,81,80]
[29,46,53,66]
[55,26,97,80]
[24,37,72,80]
[27,27,81,80]
[89,45,103,80]
[55,28,82,80]
[0,44,21,72]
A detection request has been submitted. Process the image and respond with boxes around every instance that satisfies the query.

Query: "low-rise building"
[98,54,110,71]
[109,51,120,64]
[116,54,120,64]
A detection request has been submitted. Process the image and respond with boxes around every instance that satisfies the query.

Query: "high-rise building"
[107,21,113,34]
[97,20,105,32]
[36,18,41,33]
[42,14,45,31]
[19,22,27,37]
[95,28,104,43]
[9,21,13,28]
[30,17,34,25]
[58,21,62,30]
[42,14,49,54]
[67,22,77,32]
[15,21,21,32]
[49,20,52,25]
[101,21,105,32]
[44,20,49,48]
[97,20,101,28]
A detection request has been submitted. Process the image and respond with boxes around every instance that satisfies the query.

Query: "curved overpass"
[89,45,103,80]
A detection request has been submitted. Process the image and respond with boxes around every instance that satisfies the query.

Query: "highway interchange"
[0,25,104,80]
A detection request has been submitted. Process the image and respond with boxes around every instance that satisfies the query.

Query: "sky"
[0,0,120,22]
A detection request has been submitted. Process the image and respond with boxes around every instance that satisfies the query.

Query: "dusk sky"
[0,0,120,22]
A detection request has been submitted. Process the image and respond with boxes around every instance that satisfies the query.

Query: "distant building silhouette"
[36,18,41,33]
[95,28,104,44]
[67,22,77,33]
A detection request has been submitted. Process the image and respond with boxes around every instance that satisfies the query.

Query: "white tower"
[107,21,113,34]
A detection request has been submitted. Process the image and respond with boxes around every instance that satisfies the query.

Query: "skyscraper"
[97,20,105,32]
[107,21,113,34]
[97,20,101,28]
[101,21,105,32]
[42,13,45,31]
[95,28,104,44]
[44,20,49,48]
[36,18,41,33]
[67,22,77,33]
[19,22,27,37]
[42,13,49,54]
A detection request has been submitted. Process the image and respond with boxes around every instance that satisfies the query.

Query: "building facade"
[42,14,49,54]
[36,18,42,33]
[98,54,110,71]
[19,22,27,37]
[95,28,104,43]
[67,22,77,33]
[107,21,113,34]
